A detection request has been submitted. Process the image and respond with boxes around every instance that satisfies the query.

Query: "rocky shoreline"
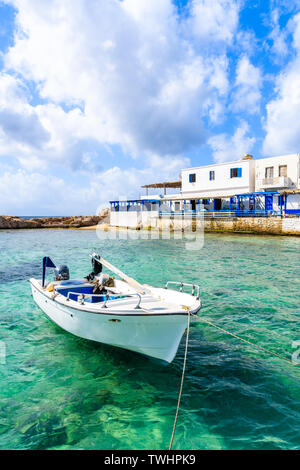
[0,209,110,230]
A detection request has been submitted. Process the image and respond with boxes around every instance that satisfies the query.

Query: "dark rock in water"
[213,291,228,297]
[19,414,67,450]
[63,413,84,445]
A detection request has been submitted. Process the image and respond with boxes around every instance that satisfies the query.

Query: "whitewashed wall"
[255,154,300,191]
[286,194,300,210]
[181,159,255,197]
[110,209,159,227]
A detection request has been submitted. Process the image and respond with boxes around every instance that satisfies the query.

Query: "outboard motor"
[54,265,70,281]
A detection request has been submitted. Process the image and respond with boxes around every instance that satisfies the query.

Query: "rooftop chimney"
[242,153,253,160]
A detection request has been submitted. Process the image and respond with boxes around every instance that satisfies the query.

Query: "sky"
[0,0,300,215]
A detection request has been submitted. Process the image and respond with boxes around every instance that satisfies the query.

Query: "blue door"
[265,195,273,213]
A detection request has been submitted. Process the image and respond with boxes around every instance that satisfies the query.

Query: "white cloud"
[1,0,241,169]
[0,170,66,215]
[0,108,50,147]
[0,73,98,171]
[231,56,262,114]
[189,0,240,45]
[208,120,255,162]
[292,11,300,49]
[0,155,188,215]
[0,0,255,214]
[235,30,258,56]
[0,72,51,160]
[263,12,300,155]
[268,9,289,60]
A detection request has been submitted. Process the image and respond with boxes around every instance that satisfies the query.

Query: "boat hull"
[30,281,189,363]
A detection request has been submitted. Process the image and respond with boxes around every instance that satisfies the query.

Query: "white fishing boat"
[30,253,201,363]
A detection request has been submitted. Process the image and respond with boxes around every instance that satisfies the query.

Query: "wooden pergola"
[141,181,181,196]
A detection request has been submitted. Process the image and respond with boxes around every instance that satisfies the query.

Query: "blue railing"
[158,209,283,218]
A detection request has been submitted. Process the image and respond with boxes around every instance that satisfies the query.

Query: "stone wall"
[110,213,300,236]
[282,217,300,235]
[203,217,284,235]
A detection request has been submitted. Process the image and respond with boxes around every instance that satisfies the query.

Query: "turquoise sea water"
[0,229,299,450]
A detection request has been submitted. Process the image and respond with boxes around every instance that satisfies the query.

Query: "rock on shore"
[0,208,110,229]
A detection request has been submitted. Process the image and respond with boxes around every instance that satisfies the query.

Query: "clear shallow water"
[0,229,299,450]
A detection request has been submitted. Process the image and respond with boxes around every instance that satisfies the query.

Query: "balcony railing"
[260,176,292,188]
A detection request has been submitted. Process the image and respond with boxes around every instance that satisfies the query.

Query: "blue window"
[209,170,215,181]
[189,173,196,183]
[230,168,242,178]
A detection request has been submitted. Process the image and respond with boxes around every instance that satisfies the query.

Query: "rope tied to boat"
[169,310,297,450]
[192,314,297,365]
[169,311,191,450]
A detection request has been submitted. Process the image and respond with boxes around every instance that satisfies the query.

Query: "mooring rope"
[192,314,296,365]
[168,311,297,450]
[169,311,191,451]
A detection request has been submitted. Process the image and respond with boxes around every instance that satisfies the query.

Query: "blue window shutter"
[238,168,242,177]
[230,169,233,178]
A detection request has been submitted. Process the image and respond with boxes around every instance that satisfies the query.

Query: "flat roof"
[181,159,253,172]
[181,153,300,172]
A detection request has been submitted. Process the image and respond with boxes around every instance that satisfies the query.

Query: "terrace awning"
[141,181,181,189]
[278,189,300,195]
[142,181,181,196]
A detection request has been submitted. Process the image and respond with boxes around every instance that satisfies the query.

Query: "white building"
[178,153,300,214]
[255,153,300,214]
[110,153,300,223]
[181,156,256,198]
[255,153,300,191]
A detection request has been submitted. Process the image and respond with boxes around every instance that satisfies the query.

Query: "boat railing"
[65,291,142,309]
[164,281,200,300]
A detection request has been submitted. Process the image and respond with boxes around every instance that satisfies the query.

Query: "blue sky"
[0,0,300,215]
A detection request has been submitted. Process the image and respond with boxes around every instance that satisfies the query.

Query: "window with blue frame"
[209,170,215,180]
[230,168,242,178]
[189,173,196,183]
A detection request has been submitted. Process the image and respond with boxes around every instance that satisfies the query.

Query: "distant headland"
[0,209,110,230]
